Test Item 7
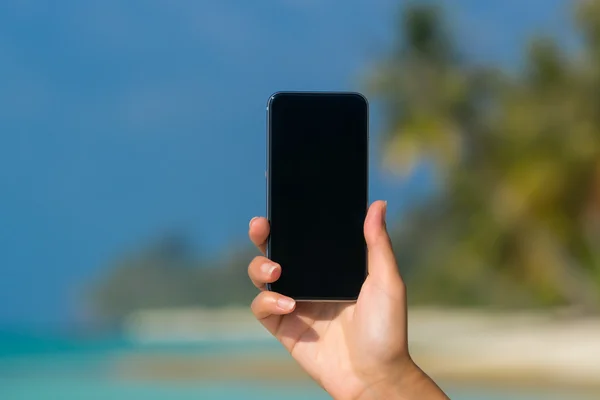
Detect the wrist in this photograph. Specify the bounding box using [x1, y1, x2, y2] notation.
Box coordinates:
[354, 360, 449, 400]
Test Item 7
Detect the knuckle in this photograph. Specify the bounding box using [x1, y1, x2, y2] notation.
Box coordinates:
[250, 292, 264, 310]
[251, 292, 273, 315]
[249, 256, 265, 270]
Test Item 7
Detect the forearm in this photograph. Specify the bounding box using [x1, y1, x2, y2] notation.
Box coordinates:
[355, 363, 450, 400]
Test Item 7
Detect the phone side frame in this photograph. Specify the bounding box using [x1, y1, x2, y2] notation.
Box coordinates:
[264, 91, 370, 301]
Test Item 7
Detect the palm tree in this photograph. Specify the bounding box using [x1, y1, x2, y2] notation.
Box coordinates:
[371, 2, 600, 310]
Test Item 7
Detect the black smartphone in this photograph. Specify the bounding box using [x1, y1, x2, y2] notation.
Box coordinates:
[266, 92, 369, 301]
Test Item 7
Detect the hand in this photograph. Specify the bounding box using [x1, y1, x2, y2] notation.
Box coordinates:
[247, 200, 449, 400]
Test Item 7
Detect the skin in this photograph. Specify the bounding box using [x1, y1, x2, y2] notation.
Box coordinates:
[247, 200, 450, 400]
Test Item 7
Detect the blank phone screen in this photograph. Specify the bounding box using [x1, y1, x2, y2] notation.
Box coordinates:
[266, 92, 368, 300]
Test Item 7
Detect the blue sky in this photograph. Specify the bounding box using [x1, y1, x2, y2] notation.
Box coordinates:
[0, 0, 572, 327]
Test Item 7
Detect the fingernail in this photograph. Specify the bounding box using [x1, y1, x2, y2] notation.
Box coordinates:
[277, 296, 295, 311]
[261, 263, 278, 275]
[382, 201, 388, 221]
[249, 217, 258, 228]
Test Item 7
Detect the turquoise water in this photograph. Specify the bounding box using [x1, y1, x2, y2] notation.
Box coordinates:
[0, 333, 595, 400]
[2, 379, 329, 400]
[1, 375, 595, 400]
[1, 378, 594, 400]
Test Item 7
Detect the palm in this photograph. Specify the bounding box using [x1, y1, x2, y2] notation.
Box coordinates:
[268, 302, 354, 379]
[259, 275, 407, 399]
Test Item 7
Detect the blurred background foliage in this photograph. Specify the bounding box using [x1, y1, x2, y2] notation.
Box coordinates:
[379, 1, 600, 310]
[91, 236, 259, 323]
[91, 0, 600, 323]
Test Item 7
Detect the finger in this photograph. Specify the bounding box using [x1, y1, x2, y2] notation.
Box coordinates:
[248, 256, 282, 290]
[364, 200, 402, 283]
[249, 217, 270, 255]
[251, 291, 296, 320]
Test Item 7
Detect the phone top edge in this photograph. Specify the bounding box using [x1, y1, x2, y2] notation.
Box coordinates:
[267, 91, 369, 107]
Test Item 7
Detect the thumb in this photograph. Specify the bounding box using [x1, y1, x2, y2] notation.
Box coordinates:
[364, 200, 401, 283]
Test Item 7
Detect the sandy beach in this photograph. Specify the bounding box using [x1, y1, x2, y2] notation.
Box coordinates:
[116, 307, 600, 392]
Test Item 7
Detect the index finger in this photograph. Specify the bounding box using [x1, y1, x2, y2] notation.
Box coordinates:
[248, 217, 270, 255]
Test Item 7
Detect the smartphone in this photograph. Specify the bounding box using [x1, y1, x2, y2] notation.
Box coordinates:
[266, 92, 369, 301]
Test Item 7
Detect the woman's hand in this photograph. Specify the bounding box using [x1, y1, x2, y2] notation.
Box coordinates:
[247, 200, 449, 400]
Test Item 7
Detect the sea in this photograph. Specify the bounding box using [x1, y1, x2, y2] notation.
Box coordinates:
[0, 331, 595, 400]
